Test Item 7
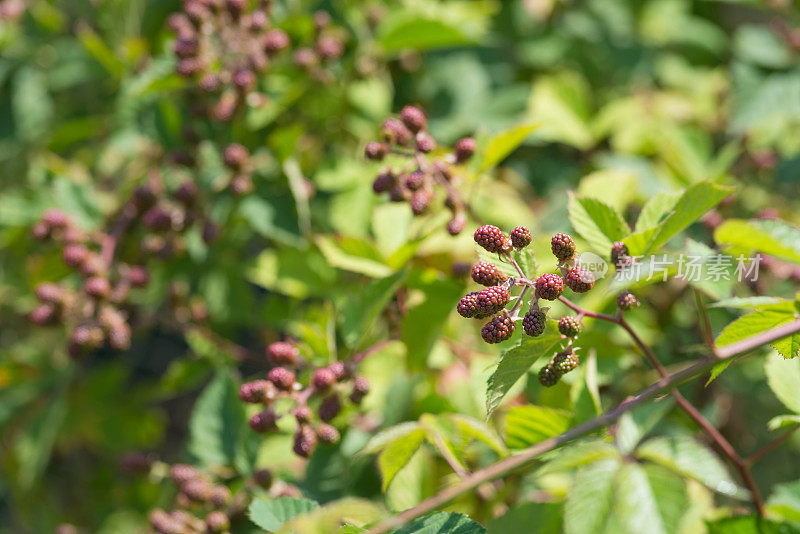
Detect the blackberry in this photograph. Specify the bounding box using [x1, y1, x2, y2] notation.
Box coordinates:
[318, 394, 342, 422]
[454, 137, 476, 163]
[264, 29, 290, 52]
[267, 367, 296, 390]
[312, 367, 336, 391]
[125, 265, 149, 287]
[617, 291, 640, 311]
[522, 309, 546, 337]
[209, 486, 231, 508]
[535, 273, 564, 301]
[404, 171, 426, 191]
[538, 365, 559, 387]
[481, 314, 515, 344]
[551, 349, 579, 375]
[558, 316, 583, 337]
[174, 180, 197, 205]
[365, 142, 387, 161]
[84, 276, 111, 299]
[474, 225, 511, 254]
[35, 282, 63, 304]
[293, 47, 317, 68]
[42, 209, 71, 229]
[316, 36, 344, 60]
[170, 464, 201, 485]
[293, 425, 318, 458]
[253, 468, 273, 489]
[471, 262, 507, 286]
[62, 244, 89, 267]
[388, 185, 408, 202]
[382, 118, 413, 146]
[564, 266, 595, 293]
[143, 206, 172, 231]
[551, 233, 576, 262]
[476, 286, 510, 316]
[447, 213, 467, 236]
[232, 68, 255, 89]
[205, 511, 230, 533]
[610, 241, 629, 266]
[267, 341, 299, 366]
[223, 143, 249, 170]
[399, 105, 427, 133]
[249, 409, 278, 433]
[510, 226, 532, 249]
[29, 304, 56, 325]
[415, 131, 436, 153]
[410, 190, 432, 215]
[350, 375, 370, 404]
[181, 478, 211, 502]
[316, 423, 341, 444]
[294, 406, 313, 423]
[372, 172, 396, 193]
[328, 361, 350, 381]
[239, 380, 269, 403]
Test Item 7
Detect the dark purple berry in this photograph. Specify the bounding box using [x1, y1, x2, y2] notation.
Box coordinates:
[552, 349, 579, 375]
[471, 262, 507, 286]
[457, 292, 480, 318]
[476, 286, 510, 316]
[611, 241, 629, 266]
[223, 143, 249, 170]
[293, 424, 318, 458]
[558, 316, 583, 337]
[538, 365, 559, 387]
[535, 273, 564, 300]
[481, 314, 515, 344]
[318, 394, 341, 422]
[365, 142, 388, 160]
[454, 137, 476, 163]
[564, 266, 595, 293]
[249, 409, 278, 433]
[474, 225, 511, 254]
[523, 309, 546, 337]
[551, 233, 576, 262]
[415, 131, 436, 153]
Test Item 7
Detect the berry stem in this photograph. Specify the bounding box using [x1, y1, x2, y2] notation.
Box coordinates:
[745, 423, 800, 466]
[508, 286, 530, 320]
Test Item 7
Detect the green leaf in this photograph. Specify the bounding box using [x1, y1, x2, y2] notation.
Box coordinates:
[362, 422, 426, 492]
[567, 192, 630, 254]
[15, 393, 67, 489]
[278, 498, 385, 533]
[635, 191, 681, 232]
[765, 351, 800, 414]
[188, 372, 251, 469]
[768, 415, 800, 431]
[537, 440, 620, 476]
[624, 181, 733, 255]
[485, 323, 562, 416]
[564, 458, 620, 534]
[613, 463, 670, 534]
[447, 414, 509, 457]
[716, 302, 800, 359]
[706, 516, 800, 534]
[614, 400, 674, 455]
[715, 219, 800, 266]
[571, 353, 601, 424]
[480, 122, 538, 172]
[706, 359, 734, 386]
[642, 464, 689, 534]
[340, 267, 409, 349]
[402, 278, 465, 371]
[710, 297, 784, 309]
[394, 512, 486, 534]
[248, 497, 319, 532]
[379, 19, 478, 52]
[635, 436, 747, 499]
[503, 405, 571, 449]
[527, 72, 594, 150]
[487, 502, 561, 534]
[767, 479, 800, 525]
[316, 236, 394, 278]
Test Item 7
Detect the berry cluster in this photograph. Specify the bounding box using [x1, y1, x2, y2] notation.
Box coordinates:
[365, 105, 477, 235]
[609, 242, 642, 312]
[239, 341, 370, 458]
[538, 348, 580, 387]
[290, 11, 347, 83]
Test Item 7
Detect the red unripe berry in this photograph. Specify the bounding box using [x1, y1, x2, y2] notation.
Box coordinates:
[312, 367, 336, 391]
[266, 341, 299, 366]
[399, 105, 427, 133]
[551, 233, 576, 262]
[471, 262, 507, 286]
[239, 380, 269, 403]
[535, 273, 564, 300]
[558, 316, 583, 337]
[564, 266, 595, 293]
[249, 409, 278, 433]
[510, 226, 532, 249]
[267, 367, 295, 390]
[316, 423, 340, 444]
[617, 290, 640, 311]
[62, 244, 89, 267]
[264, 29, 290, 53]
[476, 286, 510, 316]
[294, 406, 313, 423]
[84, 276, 111, 299]
[318, 394, 341, 421]
[481, 314, 515, 344]
[457, 291, 480, 318]
[35, 282, 63, 304]
[474, 225, 511, 254]
[415, 131, 436, 153]
[223, 143, 249, 170]
[293, 424, 318, 458]
[454, 137, 476, 163]
[365, 142, 388, 161]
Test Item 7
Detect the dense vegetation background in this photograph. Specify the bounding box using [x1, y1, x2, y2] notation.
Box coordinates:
[2, 0, 800, 532]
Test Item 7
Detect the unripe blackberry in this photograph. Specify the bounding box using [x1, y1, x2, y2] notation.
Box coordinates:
[399, 105, 427, 133]
[126, 265, 149, 287]
[535, 273, 564, 301]
[404, 171, 426, 191]
[62, 244, 89, 267]
[264, 29, 290, 53]
[617, 291, 640, 311]
[266, 341, 299, 366]
[457, 291, 480, 318]
[205, 511, 230, 533]
[84, 276, 111, 299]
[182, 478, 211, 502]
[474, 225, 511, 254]
[381, 118, 413, 146]
[318, 394, 341, 422]
[173, 37, 199, 58]
[476, 286, 510, 316]
[481, 314, 515, 344]
[312, 367, 336, 391]
[35, 282, 63, 304]
[170, 463, 201, 485]
[230, 174, 253, 195]
[471, 262, 507, 286]
[564, 266, 595, 293]
[551, 349, 579, 375]
[42, 208, 71, 229]
[232, 68, 256, 89]
[29, 303, 57, 325]
[108, 323, 132, 351]
[447, 213, 467, 236]
[176, 57, 201, 77]
[293, 424, 318, 458]
[611, 241, 629, 266]
[410, 190, 432, 216]
[294, 405, 313, 423]
[328, 361, 350, 381]
[249, 409, 278, 433]
[174, 180, 198, 205]
[209, 485, 231, 508]
[149, 510, 180, 534]
[415, 131, 436, 153]
[372, 172, 395, 194]
[80, 254, 106, 277]
[454, 137, 476, 163]
[267, 367, 295, 390]
[365, 142, 388, 161]
[253, 468, 273, 489]
[203, 221, 220, 244]
[316, 36, 344, 60]
[550, 233, 576, 262]
[538, 365, 559, 387]
[293, 47, 317, 68]
[199, 72, 221, 92]
[316, 423, 340, 444]
[558, 316, 583, 337]
[510, 226, 532, 249]
[522, 309, 546, 337]
[32, 221, 50, 240]
[239, 380, 270, 403]
[388, 185, 408, 202]
[350, 375, 370, 404]
[133, 185, 157, 212]
[143, 206, 172, 231]
[223, 143, 249, 170]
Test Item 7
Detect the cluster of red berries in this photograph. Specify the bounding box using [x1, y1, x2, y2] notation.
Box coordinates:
[289, 11, 347, 83]
[365, 105, 477, 235]
[609, 241, 642, 311]
[168, 0, 290, 120]
[29, 209, 148, 358]
[239, 341, 370, 458]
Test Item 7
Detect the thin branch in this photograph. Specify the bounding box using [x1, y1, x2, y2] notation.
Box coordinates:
[746, 423, 800, 466]
[694, 289, 717, 355]
[366, 318, 800, 534]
